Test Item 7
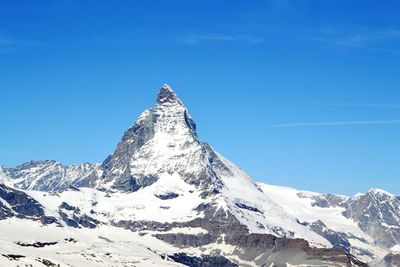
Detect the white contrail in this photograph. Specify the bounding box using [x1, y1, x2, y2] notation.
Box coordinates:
[309, 103, 400, 108]
[271, 120, 400, 127]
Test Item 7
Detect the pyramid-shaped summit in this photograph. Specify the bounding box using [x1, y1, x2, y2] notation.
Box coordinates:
[95, 84, 212, 192]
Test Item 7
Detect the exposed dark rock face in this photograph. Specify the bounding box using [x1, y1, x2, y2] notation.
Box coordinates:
[0, 200, 13, 219]
[181, 144, 225, 191]
[342, 190, 400, 248]
[2, 254, 25, 261]
[58, 202, 99, 228]
[40, 216, 60, 226]
[72, 213, 99, 228]
[383, 253, 400, 266]
[59, 211, 79, 228]
[308, 193, 348, 208]
[234, 202, 263, 214]
[114, 205, 366, 266]
[0, 183, 44, 218]
[68, 185, 80, 191]
[169, 253, 238, 267]
[156, 233, 215, 248]
[60, 202, 77, 211]
[35, 258, 58, 267]
[155, 192, 180, 200]
[100, 112, 158, 191]
[64, 237, 77, 243]
[15, 241, 58, 248]
[184, 110, 197, 133]
[157, 84, 183, 105]
[309, 220, 351, 252]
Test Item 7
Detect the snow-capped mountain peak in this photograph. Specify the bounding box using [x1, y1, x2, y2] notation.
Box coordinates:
[97, 85, 202, 191]
[152, 84, 198, 140]
[1, 84, 399, 266]
[368, 188, 394, 197]
[157, 83, 183, 105]
[87, 85, 334, 248]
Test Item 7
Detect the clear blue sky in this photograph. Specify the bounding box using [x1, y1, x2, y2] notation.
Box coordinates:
[1, 0, 400, 196]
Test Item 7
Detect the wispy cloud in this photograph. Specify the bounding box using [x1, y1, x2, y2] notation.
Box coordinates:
[308, 102, 400, 109]
[296, 26, 400, 54]
[0, 37, 43, 46]
[178, 34, 263, 45]
[0, 36, 44, 53]
[90, 32, 263, 47]
[271, 120, 400, 128]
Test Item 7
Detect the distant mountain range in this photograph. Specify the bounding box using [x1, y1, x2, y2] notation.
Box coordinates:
[1, 85, 399, 266]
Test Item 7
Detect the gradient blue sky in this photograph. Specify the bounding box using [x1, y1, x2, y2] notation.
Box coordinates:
[1, 0, 400, 196]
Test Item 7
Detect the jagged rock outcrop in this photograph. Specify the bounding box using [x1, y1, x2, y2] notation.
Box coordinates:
[168, 253, 238, 267]
[0, 183, 59, 225]
[342, 189, 400, 248]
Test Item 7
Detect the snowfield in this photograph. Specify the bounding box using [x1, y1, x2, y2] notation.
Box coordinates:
[0, 218, 183, 267]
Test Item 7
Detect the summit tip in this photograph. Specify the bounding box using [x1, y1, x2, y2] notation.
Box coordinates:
[157, 83, 182, 105]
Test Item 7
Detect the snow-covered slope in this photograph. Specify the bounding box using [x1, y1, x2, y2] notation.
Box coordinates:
[0, 167, 12, 186]
[5, 185, 361, 267]
[1, 84, 398, 266]
[258, 183, 390, 263]
[4, 161, 100, 191]
[0, 218, 184, 267]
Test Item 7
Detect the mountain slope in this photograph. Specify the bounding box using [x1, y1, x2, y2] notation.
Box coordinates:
[3, 161, 100, 192]
[258, 183, 391, 263]
[86, 84, 332, 246]
[1, 84, 398, 266]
